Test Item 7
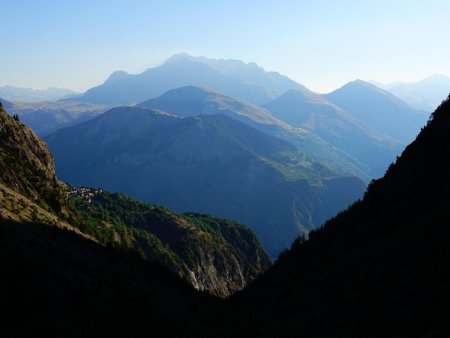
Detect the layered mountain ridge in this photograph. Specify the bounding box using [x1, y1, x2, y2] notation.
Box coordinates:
[140, 85, 372, 180]
[265, 88, 402, 177]
[8, 100, 111, 136]
[379, 74, 450, 111]
[45, 106, 365, 257]
[0, 85, 79, 103]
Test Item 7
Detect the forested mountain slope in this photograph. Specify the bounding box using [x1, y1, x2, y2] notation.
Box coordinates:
[220, 94, 450, 337]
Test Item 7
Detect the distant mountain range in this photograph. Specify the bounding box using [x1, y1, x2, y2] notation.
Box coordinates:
[5, 100, 111, 136]
[0, 85, 79, 102]
[139, 85, 370, 180]
[265, 88, 401, 177]
[370, 74, 450, 112]
[324, 79, 429, 144]
[2, 55, 434, 186]
[45, 106, 365, 257]
[71, 56, 431, 176]
[167, 53, 308, 95]
[76, 53, 304, 105]
[11, 75, 428, 182]
[4, 54, 436, 187]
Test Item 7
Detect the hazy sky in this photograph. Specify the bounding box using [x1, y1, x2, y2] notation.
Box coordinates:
[2, 0, 450, 93]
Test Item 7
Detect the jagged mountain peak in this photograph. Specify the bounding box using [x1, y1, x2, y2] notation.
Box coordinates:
[164, 53, 264, 70]
[77, 54, 306, 105]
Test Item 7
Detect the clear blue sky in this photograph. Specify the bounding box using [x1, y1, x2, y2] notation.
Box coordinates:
[2, 0, 449, 93]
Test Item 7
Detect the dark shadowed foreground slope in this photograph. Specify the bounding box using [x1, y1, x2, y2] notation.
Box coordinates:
[220, 94, 450, 337]
[0, 218, 212, 338]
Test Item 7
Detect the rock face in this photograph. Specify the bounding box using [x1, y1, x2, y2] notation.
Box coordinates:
[74, 191, 271, 296]
[0, 108, 71, 218]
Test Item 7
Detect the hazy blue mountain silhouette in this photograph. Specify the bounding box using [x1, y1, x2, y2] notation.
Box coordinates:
[387, 74, 450, 111]
[45, 106, 364, 257]
[76, 54, 304, 105]
[166, 53, 308, 95]
[140, 85, 373, 180]
[265, 89, 402, 178]
[7, 101, 111, 136]
[0, 85, 79, 102]
[369, 80, 404, 90]
[139, 85, 286, 128]
[324, 80, 428, 144]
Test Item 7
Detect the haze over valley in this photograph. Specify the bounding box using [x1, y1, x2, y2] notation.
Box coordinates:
[2, 1, 450, 337]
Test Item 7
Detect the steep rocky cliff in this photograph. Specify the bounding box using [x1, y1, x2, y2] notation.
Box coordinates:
[0, 108, 72, 219]
[74, 191, 270, 296]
